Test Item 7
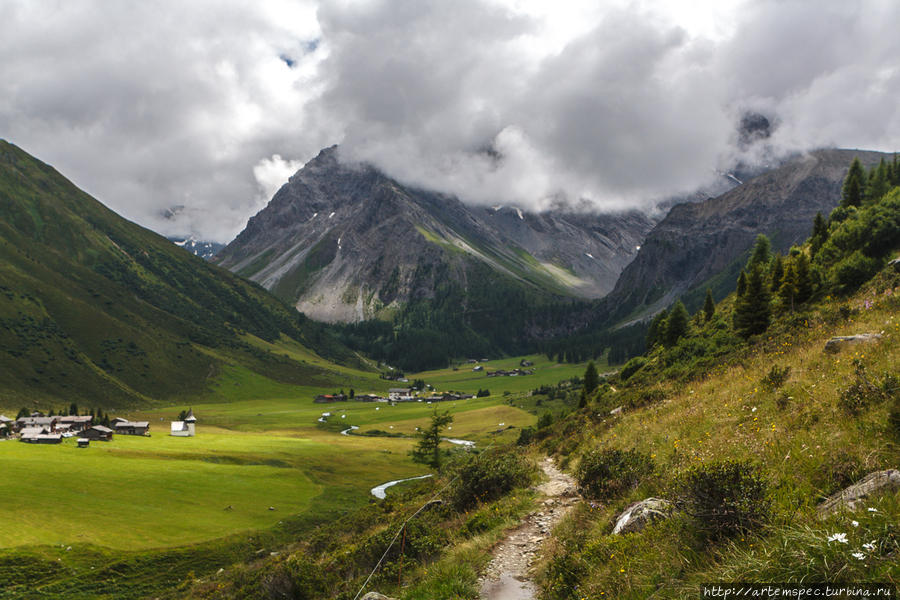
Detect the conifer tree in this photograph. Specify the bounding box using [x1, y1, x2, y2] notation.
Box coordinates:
[778, 262, 798, 312]
[736, 270, 748, 297]
[583, 361, 599, 396]
[794, 253, 812, 304]
[748, 234, 772, 268]
[664, 301, 690, 347]
[703, 288, 716, 322]
[770, 254, 784, 292]
[841, 157, 865, 207]
[810, 212, 828, 257]
[410, 410, 453, 469]
[866, 159, 890, 204]
[733, 264, 772, 338]
[646, 309, 668, 349]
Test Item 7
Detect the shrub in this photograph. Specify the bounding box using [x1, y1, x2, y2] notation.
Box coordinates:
[575, 448, 654, 501]
[447, 450, 533, 510]
[516, 427, 535, 446]
[537, 411, 554, 429]
[620, 356, 647, 381]
[838, 361, 893, 416]
[760, 365, 791, 391]
[676, 460, 770, 538]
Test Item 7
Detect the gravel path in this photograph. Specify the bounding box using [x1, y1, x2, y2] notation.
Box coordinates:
[478, 457, 579, 600]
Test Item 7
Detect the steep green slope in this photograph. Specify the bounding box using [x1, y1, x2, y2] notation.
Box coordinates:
[0, 140, 362, 408]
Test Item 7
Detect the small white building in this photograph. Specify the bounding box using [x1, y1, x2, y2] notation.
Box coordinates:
[170, 409, 196, 437]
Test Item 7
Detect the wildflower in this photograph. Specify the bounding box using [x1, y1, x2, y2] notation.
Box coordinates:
[867, 507, 878, 513]
[827, 533, 848, 544]
[852, 552, 866, 560]
[863, 541, 876, 552]
[851, 520, 859, 528]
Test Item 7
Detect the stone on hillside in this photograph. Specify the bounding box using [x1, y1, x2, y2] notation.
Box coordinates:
[817, 469, 900, 517]
[889, 257, 900, 273]
[361, 593, 397, 600]
[824, 333, 882, 353]
[612, 498, 673, 535]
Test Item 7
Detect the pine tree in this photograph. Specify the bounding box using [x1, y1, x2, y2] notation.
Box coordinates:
[778, 262, 798, 312]
[865, 159, 890, 204]
[664, 301, 690, 347]
[583, 361, 599, 396]
[795, 252, 813, 303]
[646, 309, 668, 348]
[810, 212, 828, 257]
[410, 410, 453, 469]
[748, 234, 772, 268]
[841, 157, 865, 207]
[733, 264, 772, 338]
[703, 288, 716, 322]
[770, 254, 785, 292]
[736, 270, 748, 297]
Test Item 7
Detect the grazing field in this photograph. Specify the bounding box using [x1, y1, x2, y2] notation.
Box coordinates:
[410, 354, 597, 396]
[0, 389, 540, 551]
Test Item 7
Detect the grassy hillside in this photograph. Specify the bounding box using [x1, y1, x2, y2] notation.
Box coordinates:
[0, 140, 363, 409]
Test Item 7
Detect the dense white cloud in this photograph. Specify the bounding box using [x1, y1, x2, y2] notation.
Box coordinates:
[1, 0, 899, 242]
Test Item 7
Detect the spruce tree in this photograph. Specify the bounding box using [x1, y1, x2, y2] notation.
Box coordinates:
[841, 157, 865, 207]
[664, 301, 690, 347]
[703, 288, 716, 322]
[865, 159, 890, 203]
[748, 234, 772, 269]
[778, 262, 798, 312]
[410, 410, 453, 469]
[770, 254, 784, 292]
[646, 309, 668, 349]
[583, 361, 599, 395]
[733, 264, 772, 338]
[795, 252, 813, 304]
[810, 212, 828, 257]
[736, 270, 748, 297]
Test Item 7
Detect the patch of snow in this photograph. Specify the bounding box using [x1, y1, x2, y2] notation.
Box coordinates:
[585, 252, 594, 259]
[515, 208, 524, 220]
[328, 211, 336, 218]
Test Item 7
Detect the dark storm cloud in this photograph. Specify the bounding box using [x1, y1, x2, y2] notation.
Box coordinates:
[1, 0, 898, 242]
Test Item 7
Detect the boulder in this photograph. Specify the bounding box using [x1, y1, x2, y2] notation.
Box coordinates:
[817, 469, 900, 517]
[824, 333, 882, 353]
[612, 498, 673, 535]
[361, 593, 398, 600]
[889, 257, 900, 273]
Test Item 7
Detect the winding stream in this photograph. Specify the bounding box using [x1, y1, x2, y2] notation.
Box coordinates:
[370, 474, 433, 499]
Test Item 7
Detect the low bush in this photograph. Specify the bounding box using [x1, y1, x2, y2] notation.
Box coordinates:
[447, 450, 533, 510]
[838, 361, 896, 415]
[676, 460, 770, 538]
[619, 356, 647, 381]
[760, 364, 791, 391]
[575, 448, 654, 501]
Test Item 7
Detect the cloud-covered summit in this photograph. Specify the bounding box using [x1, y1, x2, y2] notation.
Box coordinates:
[1, 0, 899, 242]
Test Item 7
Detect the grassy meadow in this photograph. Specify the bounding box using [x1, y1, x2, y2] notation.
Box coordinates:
[0, 351, 587, 552]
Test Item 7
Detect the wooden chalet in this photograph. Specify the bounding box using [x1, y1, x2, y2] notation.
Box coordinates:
[82, 425, 114, 441]
[114, 421, 150, 436]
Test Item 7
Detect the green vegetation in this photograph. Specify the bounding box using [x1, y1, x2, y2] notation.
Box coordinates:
[0, 140, 362, 409]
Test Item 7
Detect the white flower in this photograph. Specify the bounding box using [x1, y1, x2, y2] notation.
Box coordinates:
[867, 507, 878, 512]
[827, 533, 849, 544]
[851, 520, 859, 527]
[863, 541, 877, 552]
[852, 552, 865, 560]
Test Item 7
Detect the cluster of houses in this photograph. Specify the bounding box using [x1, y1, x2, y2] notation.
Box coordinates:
[0, 409, 196, 445]
[314, 388, 475, 404]
[485, 368, 534, 377]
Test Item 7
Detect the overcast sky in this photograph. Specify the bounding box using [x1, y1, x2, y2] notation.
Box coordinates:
[2, 0, 899, 243]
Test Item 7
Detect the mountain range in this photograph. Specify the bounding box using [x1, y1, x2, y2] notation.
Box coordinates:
[0, 140, 359, 408]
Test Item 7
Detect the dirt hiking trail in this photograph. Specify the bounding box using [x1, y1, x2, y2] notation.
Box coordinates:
[478, 457, 579, 600]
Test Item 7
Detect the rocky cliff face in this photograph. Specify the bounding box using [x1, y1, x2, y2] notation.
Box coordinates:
[603, 148, 891, 322]
[216, 146, 656, 322]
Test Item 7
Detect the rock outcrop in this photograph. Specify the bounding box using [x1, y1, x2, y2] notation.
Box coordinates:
[817, 469, 900, 517]
[824, 333, 883, 353]
[612, 498, 673, 535]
